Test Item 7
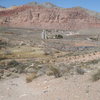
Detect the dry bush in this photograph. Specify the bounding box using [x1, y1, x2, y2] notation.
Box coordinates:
[48, 66, 61, 78]
[89, 37, 98, 41]
[55, 34, 63, 39]
[8, 60, 20, 67]
[0, 56, 7, 61]
[0, 39, 8, 48]
[92, 69, 100, 82]
[44, 49, 52, 56]
[75, 66, 85, 75]
[7, 60, 26, 73]
[26, 72, 37, 83]
[46, 70, 54, 76]
[4, 32, 15, 34]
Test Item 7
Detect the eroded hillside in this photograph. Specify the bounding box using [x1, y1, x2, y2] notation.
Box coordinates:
[0, 3, 100, 30]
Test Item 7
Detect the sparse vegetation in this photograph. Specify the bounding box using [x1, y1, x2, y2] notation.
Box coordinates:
[92, 69, 100, 82]
[26, 72, 37, 83]
[85, 59, 99, 65]
[46, 70, 54, 76]
[7, 60, 20, 67]
[4, 32, 15, 34]
[75, 67, 85, 75]
[0, 27, 100, 83]
[1, 6, 100, 99]
[55, 34, 63, 39]
[0, 57, 7, 61]
[7, 60, 26, 73]
[48, 66, 61, 78]
[44, 51, 51, 55]
[0, 39, 8, 48]
[89, 37, 98, 41]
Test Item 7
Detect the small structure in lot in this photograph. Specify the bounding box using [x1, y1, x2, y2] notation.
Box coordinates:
[41, 29, 64, 39]
[41, 29, 79, 39]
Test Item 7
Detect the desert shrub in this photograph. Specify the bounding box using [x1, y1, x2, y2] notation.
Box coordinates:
[46, 70, 54, 76]
[7, 60, 26, 73]
[75, 67, 85, 75]
[79, 64, 90, 68]
[0, 57, 7, 61]
[55, 34, 63, 39]
[0, 39, 7, 48]
[4, 32, 15, 34]
[44, 51, 50, 55]
[90, 37, 98, 41]
[8, 60, 20, 67]
[92, 69, 100, 82]
[49, 66, 61, 78]
[44, 49, 52, 56]
[26, 72, 37, 83]
[0, 40, 7, 45]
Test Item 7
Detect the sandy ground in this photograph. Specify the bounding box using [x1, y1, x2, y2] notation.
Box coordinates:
[0, 73, 100, 100]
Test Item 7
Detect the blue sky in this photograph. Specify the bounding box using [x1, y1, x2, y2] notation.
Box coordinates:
[0, 0, 100, 12]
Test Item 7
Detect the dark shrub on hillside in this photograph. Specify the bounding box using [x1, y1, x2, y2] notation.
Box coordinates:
[0, 39, 8, 48]
[8, 60, 20, 67]
[49, 66, 61, 78]
[55, 34, 63, 39]
[92, 69, 100, 82]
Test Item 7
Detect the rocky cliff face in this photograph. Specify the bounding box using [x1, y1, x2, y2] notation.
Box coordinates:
[0, 3, 100, 30]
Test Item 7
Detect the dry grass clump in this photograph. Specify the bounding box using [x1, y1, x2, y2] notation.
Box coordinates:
[8, 60, 20, 67]
[89, 37, 98, 41]
[55, 34, 63, 39]
[0, 39, 8, 48]
[47, 66, 61, 78]
[75, 66, 85, 75]
[92, 69, 100, 82]
[0, 56, 7, 60]
[26, 72, 37, 83]
[44, 49, 52, 56]
[7, 60, 26, 73]
[46, 70, 54, 76]
[4, 32, 15, 34]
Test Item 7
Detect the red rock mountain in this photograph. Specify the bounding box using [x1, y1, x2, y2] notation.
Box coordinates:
[0, 3, 100, 30]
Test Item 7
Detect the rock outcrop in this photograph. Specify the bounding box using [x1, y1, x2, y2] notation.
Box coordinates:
[0, 3, 100, 30]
